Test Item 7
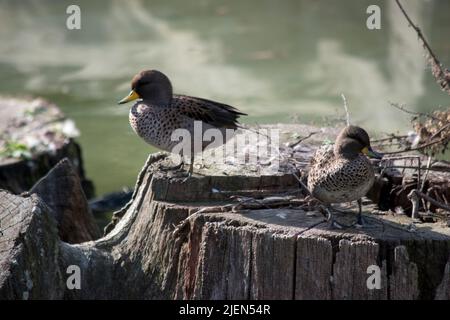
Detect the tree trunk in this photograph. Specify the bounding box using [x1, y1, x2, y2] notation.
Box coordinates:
[1, 124, 450, 300]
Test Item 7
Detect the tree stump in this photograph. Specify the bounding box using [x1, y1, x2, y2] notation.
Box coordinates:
[1, 124, 450, 300]
[0, 97, 94, 198]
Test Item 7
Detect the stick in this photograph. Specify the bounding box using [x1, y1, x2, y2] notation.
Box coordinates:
[382, 135, 449, 155]
[389, 102, 440, 121]
[395, 0, 439, 66]
[420, 156, 432, 192]
[291, 171, 312, 196]
[384, 165, 450, 173]
[372, 134, 408, 143]
[395, 0, 450, 94]
[429, 123, 450, 141]
[341, 94, 350, 126]
[408, 189, 450, 214]
[172, 205, 232, 237]
[288, 131, 319, 148]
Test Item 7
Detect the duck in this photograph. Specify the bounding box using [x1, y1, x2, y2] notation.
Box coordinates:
[307, 125, 382, 228]
[118, 70, 246, 176]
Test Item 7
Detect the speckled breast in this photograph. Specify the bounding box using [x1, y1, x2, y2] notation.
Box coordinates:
[128, 103, 227, 154]
[309, 155, 375, 204]
[128, 103, 180, 152]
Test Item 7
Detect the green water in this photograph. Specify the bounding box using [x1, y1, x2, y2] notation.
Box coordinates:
[0, 0, 449, 195]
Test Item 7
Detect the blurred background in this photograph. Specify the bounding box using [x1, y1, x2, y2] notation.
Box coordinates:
[0, 0, 449, 195]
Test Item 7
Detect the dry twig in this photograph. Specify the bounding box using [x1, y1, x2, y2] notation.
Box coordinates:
[341, 93, 350, 126]
[395, 0, 450, 95]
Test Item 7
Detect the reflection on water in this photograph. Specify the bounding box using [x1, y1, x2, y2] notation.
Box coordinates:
[0, 0, 449, 194]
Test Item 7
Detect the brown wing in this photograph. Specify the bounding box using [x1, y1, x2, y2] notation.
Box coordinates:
[172, 94, 247, 129]
[309, 145, 334, 168]
[307, 145, 335, 186]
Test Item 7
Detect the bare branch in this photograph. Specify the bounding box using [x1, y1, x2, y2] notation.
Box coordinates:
[382, 135, 449, 155]
[395, 0, 450, 95]
[420, 156, 432, 192]
[408, 189, 450, 214]
[287, 131, 319, 148]
[389, 102, 440, 121]
[372, 134, 408, 143]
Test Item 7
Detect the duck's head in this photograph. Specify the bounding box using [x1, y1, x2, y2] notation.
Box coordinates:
[334, 125, 383, 159]
[118, 70, 173, 105]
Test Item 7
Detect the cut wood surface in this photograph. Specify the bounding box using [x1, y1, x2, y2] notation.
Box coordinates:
[1, 124, 450, 300]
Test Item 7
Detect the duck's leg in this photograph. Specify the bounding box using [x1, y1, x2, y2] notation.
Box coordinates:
[181, 155, 194, 183]
[322, 204, 359, 229]
[356, 198, 364, 226]
[354, 198, 376, 228]
[188, 157, 194, 175]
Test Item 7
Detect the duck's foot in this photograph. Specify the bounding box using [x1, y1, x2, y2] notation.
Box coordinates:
[195, 162, 207, 170]
[180, 162, 194, 183]
[181, 172, 192, 183]
[354, 214, 365, 228]
[353, 199, 374, 229]
[328, 217, 344, 229]
[160, 161, 184, 172]
[168, 170, 193, 183]
[328, 218, 355, 229]
[353, 214, 377, 229]
[353, 199, 377, 229]
[323, 206, 352, 229]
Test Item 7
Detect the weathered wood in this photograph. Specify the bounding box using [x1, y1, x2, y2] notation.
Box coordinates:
[435, 258, 450, 299]
[0, 191, 64, 299]
[389, 246, 419, 300]
[29, 158, 100, 243]
[295, 236, 333, 299]
[1, 124, 450, 300]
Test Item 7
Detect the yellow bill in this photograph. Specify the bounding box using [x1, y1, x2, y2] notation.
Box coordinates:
[361, 147, 369, 155]
[118, 90, 140, 104]
[362, 146, 383, 159]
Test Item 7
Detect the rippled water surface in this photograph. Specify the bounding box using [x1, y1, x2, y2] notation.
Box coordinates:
[1, 0, 449, 194]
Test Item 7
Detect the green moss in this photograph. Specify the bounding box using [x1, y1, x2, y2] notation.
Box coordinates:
[23, 107, 46, 118]
[0, 140, 32, 160]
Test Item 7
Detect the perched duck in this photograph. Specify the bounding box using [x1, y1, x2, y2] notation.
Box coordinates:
[307, 125, 382, 228]
[118, 70, 246, 175]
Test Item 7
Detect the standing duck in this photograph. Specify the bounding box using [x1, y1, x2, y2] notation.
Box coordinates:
[307, 125, 383, 228]
[118, 70, 246, 175]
